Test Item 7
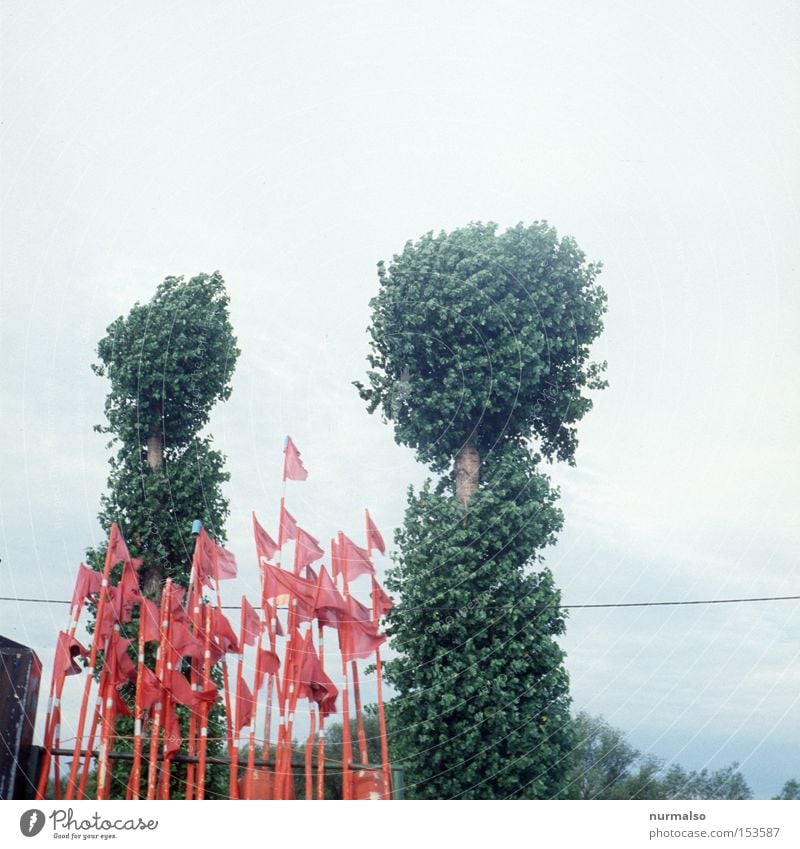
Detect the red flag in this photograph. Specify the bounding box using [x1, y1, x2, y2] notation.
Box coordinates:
[139, 598, 162, 643]
[372, 578, 394, 618]
[296, 633, 338, 717]
[263, 599, 285, 637]
[70, 563, 102, 612]
[295, 527, 324, 572]
[342, 618, 386, 661]
[366, 510, 386, 555]
[252, 512, 278, 562]
[255, 646, 281, 691]
[262, 562, 316, 608]
[106, 522, 131, 567]
[280, 505, 298, 543]
[236, 677, 256, 730]
[114, 559, 143, 623]
[241, 597, 263, 647]
[112, 637, 136, 683]
[168, 619, 206, 662]
[96, 586, 120, 642]
[138, 666, 162, 711]
[313, 566, 348, 628]
[54, 631, 88, 677]
[164, 704, 182, 755]
[194, 527, 237, 588]
[209, 606, 239, 655]
[341, 599, 386, 661]
[348, 595, 373, 625]
[105, 680, 132, 717]
[335, 534, 374, 582]
[166, 669, 218, 709]
[283, 436, 308, 481]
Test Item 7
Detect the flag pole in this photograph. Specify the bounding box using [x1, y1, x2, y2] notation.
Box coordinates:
[316, 620, 326, 800]
[336, 533, 354, 800]
[128, 609, 147, 799]
[194, 603, 213, 800]
[366, 509, 392, 798]
[146, 580, 170, 800]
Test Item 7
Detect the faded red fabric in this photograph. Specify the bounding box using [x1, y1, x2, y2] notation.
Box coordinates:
[252, 512, 278, 561]
[70, 563, 102, 612]
[283, 436, 308, 481]
[366, 510, 386, 555]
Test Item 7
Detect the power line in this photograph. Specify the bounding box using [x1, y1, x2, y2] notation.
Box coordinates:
[1, 594, 798, 610]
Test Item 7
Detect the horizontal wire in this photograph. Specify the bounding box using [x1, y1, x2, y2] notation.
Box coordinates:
[1, 594, 798, 610]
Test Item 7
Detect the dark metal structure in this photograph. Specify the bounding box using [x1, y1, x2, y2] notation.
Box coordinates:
[0, 635, 41, 799]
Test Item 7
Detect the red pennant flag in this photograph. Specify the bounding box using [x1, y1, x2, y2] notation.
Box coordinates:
[138, 666, 162, 711]
[366, 510, 386, 555]
[295, 527, 324, 572]
[114, 559, 143, 623]
[168, 619, 206, 663]
[334, 534, 374, 582]
[139, 598, 162, 643]
[252, 512, 278, 562]
[209, 606, 239, 655]
[54, 631, 88, 678]
[255, 646, 281, 691]
[236, 677, 256, 731]
[241, 597, 263, 647]
[348, 595, 373, 625]
[372, 578, 394, 619]
[105, 680, 132, 717]
[296, 633, 338, 717]
[283, 436, 308, 481]
[280, 505, 298, 543]
[313, 566, 348, 629]
[341, 616, 386, 661]
[261, 563, 316, 623]
[112, 637, 136, 683]
[106, 522, 131, 567]
[70, 563, 102, 612]
[164, 704, 182, 755]
[195, 527, 238, 588]
[166, 669, 218, 709]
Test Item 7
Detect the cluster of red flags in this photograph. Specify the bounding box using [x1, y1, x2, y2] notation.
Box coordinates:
[37, 436, 394, 801]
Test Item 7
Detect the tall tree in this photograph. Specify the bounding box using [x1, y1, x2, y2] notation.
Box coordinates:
[88, 271, 239, 798]
[358, 222, 607, 798]
[90, 271, 239, 592]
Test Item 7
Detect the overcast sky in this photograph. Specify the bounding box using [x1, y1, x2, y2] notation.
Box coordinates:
[1, 1, 798, 798]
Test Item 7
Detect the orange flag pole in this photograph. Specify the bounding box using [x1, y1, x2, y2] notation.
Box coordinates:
[304, 707, 317, 800]
[336, 533, 354, 800]
[96, 625, 121, 799]
[316, 620, 327, 800]
[146, 580, 170, 800]
[128, 604, 149, 800]
[194, 603, 213, 800]
[366, 510, 392, 797]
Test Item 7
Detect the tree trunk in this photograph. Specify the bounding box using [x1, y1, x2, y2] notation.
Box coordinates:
[146, 429, 163, 471]
[453, 441, 480, 508]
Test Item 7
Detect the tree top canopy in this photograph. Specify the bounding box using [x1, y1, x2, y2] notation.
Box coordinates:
[356, 221, 608, 472]
[93, 272, 240, 455]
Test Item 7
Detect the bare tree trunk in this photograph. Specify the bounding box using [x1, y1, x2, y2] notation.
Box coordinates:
[146, 429, 163, 471]
[454, 440, 480, 508]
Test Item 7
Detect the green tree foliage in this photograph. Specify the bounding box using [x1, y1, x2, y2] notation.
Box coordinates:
[90, 271, 239, 590]
[773, 779, 800, 800]
[566, 712, 753, 800]
[358, 223, 606, 798]
[383, 447, 573, 799]
[88, 272, 239, 798]
[355, 221, 607, 472]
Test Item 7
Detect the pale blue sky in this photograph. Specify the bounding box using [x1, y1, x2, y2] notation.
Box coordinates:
[1, 0, 798, 798]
